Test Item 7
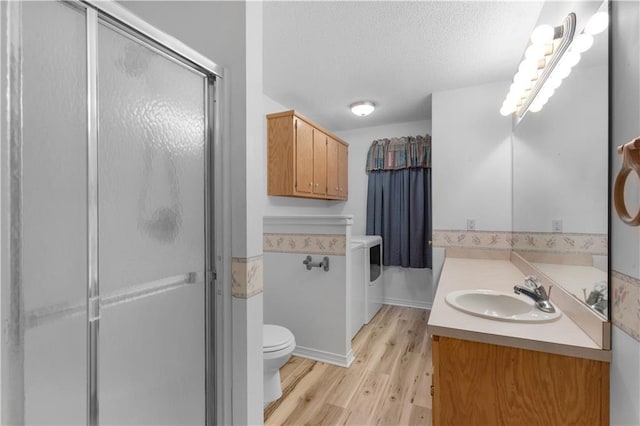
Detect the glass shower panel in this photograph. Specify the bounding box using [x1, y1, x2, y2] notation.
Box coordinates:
[21, 2, 88, 424]
[97, 22, 206, 425]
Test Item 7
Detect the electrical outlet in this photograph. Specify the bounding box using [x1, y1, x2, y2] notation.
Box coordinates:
[552, 219, 562, 233]
[467, 219, 476, 231]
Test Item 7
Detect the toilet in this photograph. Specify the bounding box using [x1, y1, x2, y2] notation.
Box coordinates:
[263, 324, 296, 405]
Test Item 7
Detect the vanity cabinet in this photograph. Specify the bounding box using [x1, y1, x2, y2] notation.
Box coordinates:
[267, 110, 348, 200]
[431, 335, 610, 426]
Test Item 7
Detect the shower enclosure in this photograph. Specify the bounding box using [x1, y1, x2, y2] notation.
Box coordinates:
[1, 1, 222, 424]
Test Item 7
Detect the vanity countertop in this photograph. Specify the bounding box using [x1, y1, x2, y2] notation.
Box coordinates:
[427, 257, 611, 362]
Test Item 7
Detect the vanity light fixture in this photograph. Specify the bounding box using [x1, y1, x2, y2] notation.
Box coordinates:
[500, 14, 575, 117]
[350, 101, 375, 117]
[500, 8, 609, 119]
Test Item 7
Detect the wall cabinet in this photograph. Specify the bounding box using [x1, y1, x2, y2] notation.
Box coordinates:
[431, 335, 610, 426]
[326, 137, 348, 199]
[267, 110, 348, 200]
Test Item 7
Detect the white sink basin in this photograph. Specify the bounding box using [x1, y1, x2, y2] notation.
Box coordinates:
[445, 289, 561, 322]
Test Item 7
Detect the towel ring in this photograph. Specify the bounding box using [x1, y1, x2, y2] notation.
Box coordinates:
[614, 138, 640, 226]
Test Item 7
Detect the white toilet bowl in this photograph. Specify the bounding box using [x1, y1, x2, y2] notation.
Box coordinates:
[263, 324, 296, 405]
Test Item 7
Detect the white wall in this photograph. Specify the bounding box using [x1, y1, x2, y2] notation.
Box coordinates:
[432, 80, 513, 232]
[611, 1, 640, 425]
[262, 216, 354, 366]
[611, 326, 640, 426]
[513, 64, 608, 234]
[264, 252, 351, 364]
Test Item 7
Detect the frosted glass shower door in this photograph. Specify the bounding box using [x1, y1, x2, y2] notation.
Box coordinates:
[10, 2, 89, 424]
[97, 22, 207, 425]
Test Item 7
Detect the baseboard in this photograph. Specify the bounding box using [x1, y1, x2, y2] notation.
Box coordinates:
[382, 297, 432, 310]
[293, 346, 354, 368]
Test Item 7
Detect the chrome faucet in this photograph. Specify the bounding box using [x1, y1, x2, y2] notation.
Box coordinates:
[583, 282, 608, 316]
[513, 276, 556, 313]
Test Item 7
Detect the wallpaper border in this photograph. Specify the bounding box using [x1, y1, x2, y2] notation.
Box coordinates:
[231, 255, 263, 299]
[264, 233, 347, 256]
[433, 230, 607, 255]
[612, 270, 640, 342]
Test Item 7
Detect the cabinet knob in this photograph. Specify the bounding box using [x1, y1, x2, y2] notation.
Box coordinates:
[315, 183, 319, 187]
[430, 385, 434, 397]
[309, 182, 312, 186]
[335, 187, 339, 190]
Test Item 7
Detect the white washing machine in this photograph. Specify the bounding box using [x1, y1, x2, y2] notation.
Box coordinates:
[350, 240, 365, 339]
[351, 235, 383, 323]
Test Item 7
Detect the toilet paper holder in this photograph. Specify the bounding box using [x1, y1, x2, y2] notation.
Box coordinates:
[302, 255, 330, 271]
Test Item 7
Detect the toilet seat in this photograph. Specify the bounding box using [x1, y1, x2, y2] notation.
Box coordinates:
[263, 324, 295, 353]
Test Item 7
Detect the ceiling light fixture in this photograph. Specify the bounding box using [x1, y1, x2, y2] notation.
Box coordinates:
[350, 101, 375, 117]
[501, 7, 609, 120]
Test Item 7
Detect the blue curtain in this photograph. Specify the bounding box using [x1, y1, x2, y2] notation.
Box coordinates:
[366, 168, 432, 268]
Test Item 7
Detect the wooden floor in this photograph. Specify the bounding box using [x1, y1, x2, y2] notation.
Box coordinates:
[264, 305, 433, 426]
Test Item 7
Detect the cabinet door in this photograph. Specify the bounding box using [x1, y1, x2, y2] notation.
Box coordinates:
[432, 336, 441, 426]
[338, 143, 349, 199]
[313, 130, 327, 196]
[434, 336, 608, 426]
[295, 118, 314, 194]
[326, 137, 339, 197]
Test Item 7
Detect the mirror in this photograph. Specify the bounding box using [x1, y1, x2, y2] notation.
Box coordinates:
[512, 1, 609, 319]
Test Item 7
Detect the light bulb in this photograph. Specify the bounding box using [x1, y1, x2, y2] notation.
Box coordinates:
[562, 51, 581, 68]
[572, 33, 594, 53]
[525, 44, 546, 60]
[500, 105, 515, 116]
[506, 92, 521, 104]
[510, 81, 529, 94]
[519, 58, 539, 74]
[545, 76, 562, 90]
[514, 71, 532, 86]
[535, 95, 549, 107]
[555, 63, 572, 80]
[529, 102, 543, 113]
[518, 60, 539, 80]
[534, 90, 549, 104]
[539, 87, 555, 100]
[531, 24, 555, 45]
[522, 69, 538, 81]
[585, 12, 609, 35]
[503, 97, 518, 109]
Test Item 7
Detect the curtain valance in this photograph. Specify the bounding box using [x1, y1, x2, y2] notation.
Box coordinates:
[365, 134, 431, 172]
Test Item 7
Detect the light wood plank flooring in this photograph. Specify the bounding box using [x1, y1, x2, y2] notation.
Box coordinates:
[264, 305, 432, 426]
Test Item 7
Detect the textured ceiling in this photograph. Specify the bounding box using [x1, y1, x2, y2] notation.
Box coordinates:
[263, 1, 546, 131]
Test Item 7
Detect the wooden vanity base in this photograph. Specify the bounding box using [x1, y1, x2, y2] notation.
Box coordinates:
[432, 336, 610, 426]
